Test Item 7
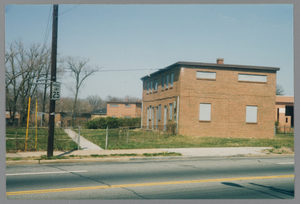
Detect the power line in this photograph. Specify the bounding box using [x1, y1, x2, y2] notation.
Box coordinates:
[43, 5, 53, 46]
[58, 5, 80, 16]
[56, 68, 160, 73]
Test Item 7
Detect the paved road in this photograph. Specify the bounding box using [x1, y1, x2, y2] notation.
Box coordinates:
[6, 156, 294, 199]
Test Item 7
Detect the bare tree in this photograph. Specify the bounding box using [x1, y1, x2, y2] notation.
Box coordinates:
[65, 57, 98, 125]
[276, 85, 284, 95]
[5, 41, 51, 126]
[86, 95, 106, 111]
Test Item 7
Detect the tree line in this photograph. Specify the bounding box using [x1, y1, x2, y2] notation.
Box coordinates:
[5, 40, 140, 127]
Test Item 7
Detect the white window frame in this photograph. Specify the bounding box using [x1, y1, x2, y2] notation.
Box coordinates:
[110, 104, 118, 107]
[199, 103, 211, 121]
[246, 105, 257, 123]
[196, 71, 216, 79]
[238, 74, 267, 83]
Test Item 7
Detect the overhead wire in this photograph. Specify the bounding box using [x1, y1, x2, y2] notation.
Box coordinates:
[43, 5, 53, 46]
[58, 5, 80, 16]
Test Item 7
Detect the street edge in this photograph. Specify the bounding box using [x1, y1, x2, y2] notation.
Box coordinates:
[6, 154, 294, 165]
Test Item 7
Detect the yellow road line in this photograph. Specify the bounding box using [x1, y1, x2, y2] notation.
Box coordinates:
[6, 175, 294, 196]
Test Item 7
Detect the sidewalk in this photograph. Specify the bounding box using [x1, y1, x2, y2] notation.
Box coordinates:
[63, 128, 102, 150]
[6, 147, 294, 165]
[6, 147, 275, 158]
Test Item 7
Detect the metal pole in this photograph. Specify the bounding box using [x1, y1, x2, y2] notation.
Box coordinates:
[15, 128, 18, 151]
[35, 99, 38, 149]
[78, 126, 81, 150]
[105, 127, 108, 150]
[47, 5, 58, 158]
[25, 97, 31, 151]
[127, 128, 129, 143]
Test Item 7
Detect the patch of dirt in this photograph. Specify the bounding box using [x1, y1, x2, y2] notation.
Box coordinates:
[262, 147, 294, 154]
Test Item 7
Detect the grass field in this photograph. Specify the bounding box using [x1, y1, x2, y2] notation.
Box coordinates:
[6, 127, 78, 152]
[74, 128, 294, 150]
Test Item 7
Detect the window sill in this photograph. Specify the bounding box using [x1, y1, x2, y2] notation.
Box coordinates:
[238, 81, 267, 84]
[199, 120, 211, 123]
[246, 122, 257, 124]
[196, 78, 216, 81]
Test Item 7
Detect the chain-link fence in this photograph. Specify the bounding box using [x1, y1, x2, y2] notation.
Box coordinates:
[73, 125, 177, 150]
[275, 126, 294, 134]
[6, 127, 78, 152]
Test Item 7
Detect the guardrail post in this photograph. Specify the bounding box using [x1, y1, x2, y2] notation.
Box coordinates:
[105, 127, 108, 150]
[78, 126, 81, 150]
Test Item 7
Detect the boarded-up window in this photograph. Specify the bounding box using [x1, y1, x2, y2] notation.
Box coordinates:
[166, 75, 169, 88]
[238, 74, 267, 82]
[158, 105, 161, 120]
[199, 103, 211, 121]
[154, 79, 158, 91]
[197, 71, 216, 79]
[170, 73, 174, 87]
[169, 103, 173, 120]
[147, 81, 149, 93]
[246, 106, 257, 123]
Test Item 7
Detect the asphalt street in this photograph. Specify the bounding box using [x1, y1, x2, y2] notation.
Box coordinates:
[6, 156, 294, 199]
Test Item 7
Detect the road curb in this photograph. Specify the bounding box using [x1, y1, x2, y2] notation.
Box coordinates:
[6, 153, 294, 165]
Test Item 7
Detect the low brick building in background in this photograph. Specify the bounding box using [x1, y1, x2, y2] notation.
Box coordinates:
[106, 100, 142, 118]
[275, 96, 294, 129]
[141, 59, 280, 138]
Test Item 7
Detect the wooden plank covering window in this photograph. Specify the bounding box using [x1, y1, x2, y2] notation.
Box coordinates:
[196, 71, 216, 79]
[238, 74, 267, 82]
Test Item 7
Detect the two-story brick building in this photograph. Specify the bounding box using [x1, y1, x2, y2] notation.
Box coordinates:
[107, 100, 142, 118]
[141, 59, 280, 138]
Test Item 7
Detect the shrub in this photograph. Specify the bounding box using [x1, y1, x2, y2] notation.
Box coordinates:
[84, 117, 141, 129]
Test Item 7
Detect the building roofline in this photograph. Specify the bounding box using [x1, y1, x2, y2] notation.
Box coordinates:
[107, 101, 142, 104]
[141, 61, 280, 80]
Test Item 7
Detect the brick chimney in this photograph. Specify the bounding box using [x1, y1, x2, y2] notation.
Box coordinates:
[217, 58, 224, 64]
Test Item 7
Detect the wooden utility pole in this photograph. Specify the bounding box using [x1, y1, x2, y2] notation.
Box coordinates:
[47, 5, 58, 157]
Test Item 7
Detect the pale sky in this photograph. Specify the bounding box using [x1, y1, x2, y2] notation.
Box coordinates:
[5, 4, 294, 99]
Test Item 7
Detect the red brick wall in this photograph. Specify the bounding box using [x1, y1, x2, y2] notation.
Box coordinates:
[142, 65, 277, 138]
[107, 103, 141, 118]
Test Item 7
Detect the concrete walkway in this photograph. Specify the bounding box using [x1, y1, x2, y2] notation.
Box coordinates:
[63, 128, 103, 150]
[159, 147, 273, 157]
[6, 147, 276, 158]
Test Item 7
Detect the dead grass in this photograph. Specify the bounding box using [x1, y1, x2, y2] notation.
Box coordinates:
[262, 147, 294, 154]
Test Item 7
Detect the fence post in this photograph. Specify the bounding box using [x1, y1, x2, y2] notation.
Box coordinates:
[127, 128, 129, 143]
[274, 126, 276, 138]
[78, 126, 81, 150]
[284, 125, 285, 135]
[143, 129, 145, 142]
[105, 126, 108, 150]
[15, 128, 18, 151]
